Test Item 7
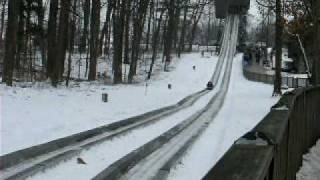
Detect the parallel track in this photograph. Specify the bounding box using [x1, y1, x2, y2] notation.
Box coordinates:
[93, 14, 240, 180]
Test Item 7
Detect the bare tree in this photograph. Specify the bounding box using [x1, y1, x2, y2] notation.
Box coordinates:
[1, 0, 217, 86]
[47, 0, 59, 83]
[112, 0, 126, 84]
[148, 7, 165, 79]
[0, 0, 7, 49]
[178, 1, 188, 57]
[2, 0, 19, 86]
[145, 0, 154, 51]
[99, 0, 114, 56]
[35, 0, 46, 68]
[88, 0, 101, 81]
[54, 0, 72, 86]
[128, 0, 150, 83]
[273, 0, 282, 96]
[79, 0, 90, 53]
[123, 0, 131, 64]
[163, 0, 176, 71]
[66, 0, 78, 86]
[188, 0, 206, 52]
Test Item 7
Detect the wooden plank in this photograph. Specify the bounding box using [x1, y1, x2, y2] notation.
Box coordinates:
[203, 144, 273, 180]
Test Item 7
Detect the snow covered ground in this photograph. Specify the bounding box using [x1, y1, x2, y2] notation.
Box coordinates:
[26, 85, 218, 180]
[167, 54, 279, 180]
[297, 140, 320, 180]
[0, 53, 217, 155]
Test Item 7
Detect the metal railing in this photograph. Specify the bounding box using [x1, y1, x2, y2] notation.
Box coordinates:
[203, 87, 320, 179]
[243, 64, 310, 88]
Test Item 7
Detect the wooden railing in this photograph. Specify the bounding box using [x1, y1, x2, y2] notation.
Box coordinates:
[203, 86, 320, 180]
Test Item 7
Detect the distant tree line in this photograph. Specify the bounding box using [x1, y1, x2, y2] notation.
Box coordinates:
[0, 0, 220, 87]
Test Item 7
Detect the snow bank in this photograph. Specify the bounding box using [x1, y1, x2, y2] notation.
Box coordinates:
[0, 53, 217, 155]
[167, 54, 279, 180]
[296, 140, 320, 180]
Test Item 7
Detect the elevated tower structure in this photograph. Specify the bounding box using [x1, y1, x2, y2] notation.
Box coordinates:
[215, 0, 250, 18]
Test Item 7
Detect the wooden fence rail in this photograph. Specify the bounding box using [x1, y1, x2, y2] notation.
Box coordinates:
[203, 68, 319, 180]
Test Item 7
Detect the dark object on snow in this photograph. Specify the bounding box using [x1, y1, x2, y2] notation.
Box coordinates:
[193, 66, 196, 70]
[168, 84, 172, 89]
[207, 81, 213, 90]
[77, 157, 87, 165]
[102, 93, 108, 102]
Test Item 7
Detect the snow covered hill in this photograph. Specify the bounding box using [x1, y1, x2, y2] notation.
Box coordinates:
[0, 53, 217, 155]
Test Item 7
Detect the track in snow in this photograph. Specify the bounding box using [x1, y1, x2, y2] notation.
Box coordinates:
[92, 14, 240, 180]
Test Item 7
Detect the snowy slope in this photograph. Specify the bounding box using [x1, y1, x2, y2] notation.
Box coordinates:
[0, 53, 217, 155]
[167, 54, 279, 180]
[25, 87, 218, 180]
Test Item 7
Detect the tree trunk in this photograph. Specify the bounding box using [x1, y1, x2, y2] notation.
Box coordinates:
[123, 0, 131, 64]
[161, 15, 168, 59]
[55, 0, 71, 85]
[47, 0, 58, 83]
[188, 2, 204, 52]
[207, 5, 211, 49]
[66, 51, 72, 86]
[173, 1, 181, 50]
[2, 0, 19, 86]
[188, 17, 202, 52]
[69, 0, 76, 54]
[148, 10, 164, 79]
[128, 0, 150, 83]
[99, 0, 114, 56]
[79, 0, 90, 53]
[66, 0, 78, 86]
[0, 0, 7, 49]
[128, 22, 140, 82]
[163, 0, 176, 71]
[15, 3, 25, 71]
[35, 0, 47, 68]
[112, 0, 126, 84]
[178, 4, 188, 58]
[145, 0, 153, 52]
[88, 0, 100, 81]
[273, 0, 282, 96]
